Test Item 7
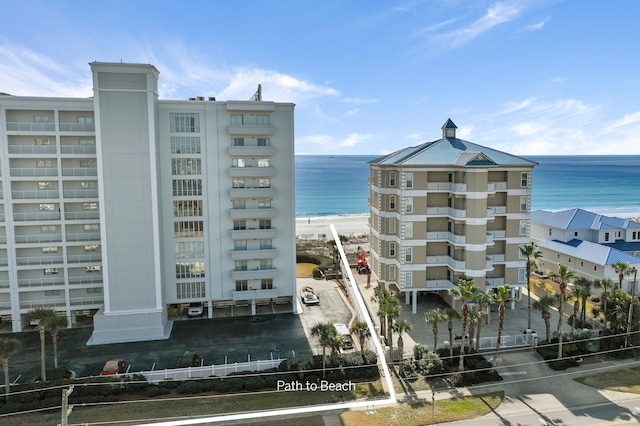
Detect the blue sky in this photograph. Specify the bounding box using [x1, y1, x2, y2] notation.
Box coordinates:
[2, 0, 640, 156]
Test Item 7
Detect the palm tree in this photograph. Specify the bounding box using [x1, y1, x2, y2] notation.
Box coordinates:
[328, 333, 346, 366]
[533, 295, 555, 341]
[492, 285, 512, 354]
[393, 319, 412, 361]
[44, 313, 68, 369]
[626, 267, 638, 346]
[612, 261, 631, 291]
[371, 289, 398, 345]
[594, 278, 614, 327]
[445, 308, 456, 358]
[474, 293, 490, 352]
[311, 322, 337, 378]
[449, 278, 479, 371]
[0, 338, 21, 395]
[350, 322, 371, 360]
[385, 301, 400, 349]
[548, 263, 575, 358]
[467, 309, 482, 353]
[520, 244, 542, 330]
[424, 308, 445, 351]
[572, 277, 593, 326]
[609, 289, 630, 332]
[25, 308, 56, 382]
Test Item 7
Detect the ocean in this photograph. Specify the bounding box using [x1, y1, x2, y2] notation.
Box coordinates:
[294, 155, 640, 218]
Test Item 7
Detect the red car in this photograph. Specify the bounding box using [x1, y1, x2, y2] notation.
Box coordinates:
[101, 359, 125, 375]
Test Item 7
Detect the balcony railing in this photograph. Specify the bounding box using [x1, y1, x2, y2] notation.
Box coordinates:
[486, 277, 505, 287]
[13, 212, 61, 221]
[12, 189, 60, 199]
[487, 206, 507, 217]
[229, 166, 275, 178]
[6, 122, 55, 132]
[487, 230, 506, 239]
[65, 211, 100, 220]
[15, 234, 63, 244]
[426, 231, 466, 244]
[60, 145, 96, 155]
[18, 277, 65, 288]
[10, 168, 58, 177]
[20, 296, 103, 310]
[426, 255, 466, 270]
[231, 267, 277, 281]
[232, 288, 278, 300]
[8, 145, 57, 154]
[426, 182, 467, 192]
[62, 189, 99, 198]
[231, 248, 276, 261]
[424, 279, 456, 290]
[59, 123, 95, 132]
[67, 254, 102, 263]
[62, 167, 97, 177]
[16, 255, 64, 266]
[426, 207, 466, 218]
[65, 233, 101, 242]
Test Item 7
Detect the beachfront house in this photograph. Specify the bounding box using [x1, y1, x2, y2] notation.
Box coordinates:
[0, 62, 297, 342]
[531, 208, 640, 292]
[367, 119, 537, 314]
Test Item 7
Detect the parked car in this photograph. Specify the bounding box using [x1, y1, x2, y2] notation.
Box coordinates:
[333, 323, 354, 350]
[101, 359, 125, 375]
[188, 302, 204, 317]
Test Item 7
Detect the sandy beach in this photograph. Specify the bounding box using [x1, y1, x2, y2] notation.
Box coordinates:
[296, 214, 370, 239]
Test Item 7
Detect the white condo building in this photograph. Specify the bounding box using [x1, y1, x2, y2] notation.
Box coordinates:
[0, 62, 297, 344]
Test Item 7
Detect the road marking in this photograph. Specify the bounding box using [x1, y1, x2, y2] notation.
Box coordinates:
[501, 371, 528, 376]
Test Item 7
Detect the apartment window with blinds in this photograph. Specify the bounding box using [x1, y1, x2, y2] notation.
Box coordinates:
[405, 173, 413, 188]
[80, 159, 97, 168]
[389, 172, 396, 186]
[405, 197, 413, 213]
[175, 261, 205, 278]
[170, 113, 200, 133]
[232, 199, 246, 209]
[257, 138, 270, 146]
[521, 172, 529, 187]
[235, 280, 248, 291]
[389, 195, 396, 210]
[82, 202, 98, 210]
[389, 218, 396, 234]
[404, 222, 413, 238]
[405, 247, 413, 262]
[173, 200, 203, 217]
[261, 278, 273, 289]
[258, 158, 270, 167]
[174, 220, 204, 238]
[230, 114, 243, 125]
[258, 178, 271, 188]
[404, 272, 413, 287]
[177, 282, 206, 299]
[389, 265, 396, 280]
[232, 179, 245, 188]
[234, 240, 247, 251]
[260, 239, 273, 249]
[232, 158, 245, 167]
[519, 220, 528, 236]
[389, 242, 396, 257]
[171, 137, 201, 154]
[258, 199, 271, 208]
[520, 196, 528, 211]
[259, 219, 272, 229]
[260, 259, 273, 270]
[235, 260, 247, 271]
[175, 241, 205, 259]
[172, 179, 202, 196]
[171, 158, 201, 175]
[233, 220, 247, 230]
[257, 114, 270, 125]
[37, 160, 54, 168]
[84, 224, 99, 231]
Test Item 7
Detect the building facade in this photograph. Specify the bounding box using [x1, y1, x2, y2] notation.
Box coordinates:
[368, 119, 537, 313]
[0, 62, 296, 343]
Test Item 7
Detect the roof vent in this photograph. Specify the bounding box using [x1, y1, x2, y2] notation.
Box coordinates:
[188, 97, 196, 101]
[209, 97, 216, 101]
[196, 96, 205, 101]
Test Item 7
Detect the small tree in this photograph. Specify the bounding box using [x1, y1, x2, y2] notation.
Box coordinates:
[311, 322, 337, 378]
[594, 278, 614, 327]
[491, 285, 512, 354]
[520, 244, 542, 330]
[424, 309, 445, 351]
[449, 278, 480, 371]
[44, 313, 68, 369]
[533, 295, 555, 341]
[0, 338, 21, 395]
[393, 319, 412, 361]
[445, 308, 456, 359]
[548, 263, 575, 359]
[611, 261, 631, 291]
[25, 308, 56, 382]
[350, 321, 371, 360]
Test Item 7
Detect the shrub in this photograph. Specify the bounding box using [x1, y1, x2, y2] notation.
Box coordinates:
[144, 385, 171, 397]
[400, 361, 418, 380]
[413, 344, 429, 360]
[177, 380, 204, 394]
[417, 352, 444, 377]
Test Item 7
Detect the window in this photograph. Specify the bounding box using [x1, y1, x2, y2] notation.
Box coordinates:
[172, 179, 202, 196]
[37, 160, 53, 168]
[259, 219, 272, 229]
[519, 220, 528, 236]
[389, 172, 396, 186]
[260, 239, 273, 249]
[405, 197, 413, 213]
[520, 196, 528, 211]
[406, 173, 413, 188]
[232, 179, 245, 188]
[82, 202, 98, 210]
[77, 116, 93, 124]
[86, 266, 101, 273]
[518, 268, 526, 283]
[87, 287, 103, 294]
[258, 199, 271, 208]
[232, 158, 246, 167]
[44, 268, 59, 275]
[518, 245, 526, 259]
[235, 260, 248, 271]
[389, 218, 396, 234]
[233, 220, 247, 230]
[170, 113, 200, 132]
[79, 139, 95, 146]
[404, 222, 413, 238]
[34, 116, 50, 123]
[230, 114, 243, 125]
[521, 172, 529, 187]
[175, 261, 205, 278]
[84, 224, 99, 231]
[38, 182, 52, 190]
[389, 195, 396, 210]
[81, 181, 97, 189]
[234, 240, 247, 251]
[548, 228, 552, 236]
[260, 259, 273, 270]
[257, 114, 270, 125]
[41, 225, 56, 233]
[235, 280, 248, 291]
[171, 158, 201, 175]
[177, 282, 206, 299]
[258, 158, 270, 167]
[261, 278, 273, 290]
[232, 199, 246, 209]
[39, 203, 55, 211]
[574, 231, 579, 237]
[171, 136, 201, 153]
[605, 232, 610, 242]
[257, 138, 270, 146]
[173, 200, 202, 217]
[84, 245, 100, 252]
[404, 272, 413, 287]
[258, 178, 271, 188]
[232, 137, 245, 146]
[45, 290, 61, 296]
[405, 247, 413, 262]
[80, 159, 97, 168]
[175, 241, 205, 258]
[174, 220, 204, 237]
[389, 242, 396, 257]
[42, 246, 58, 253]
[35, 138, 51, 145]
[389, 265, 396, 280]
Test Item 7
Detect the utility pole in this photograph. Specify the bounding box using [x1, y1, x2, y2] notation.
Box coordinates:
[61, 385, 74, 426]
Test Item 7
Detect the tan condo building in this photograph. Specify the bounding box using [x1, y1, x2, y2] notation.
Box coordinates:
[0, 62, 296, 343]
[368, 119, 537, 313]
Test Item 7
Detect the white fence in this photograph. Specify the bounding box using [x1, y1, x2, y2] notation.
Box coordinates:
[444, 333, 539, 352]
[136, 357, 285, 383]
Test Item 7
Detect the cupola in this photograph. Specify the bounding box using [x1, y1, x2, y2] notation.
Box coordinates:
[441, 118, 457, 138]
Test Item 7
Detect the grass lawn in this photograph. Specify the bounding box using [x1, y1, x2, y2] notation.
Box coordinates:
[340, 391, 503, 426]
[575, 366, 640, 393]
[297, 263, 317, 278]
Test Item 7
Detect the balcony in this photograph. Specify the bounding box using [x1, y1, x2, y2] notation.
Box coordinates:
[18, 277, 65, 288]
[487, 230, 506, 240]
[427, 182, 467, 193]
[231, 248, 276, 261]
[487, 181, 507, 193]
[68, 276, 103, 286]
[426, 231, 466, 245]
[230, 188, 277, 198]
[62, 189, 99, 198]
[16, 255, 64, 266]
[229, 166, 275, 178]
[60, 145, 96, 155]
[67, 254, 102, 263]
[58, 122, 95, 132]
[487, 254, 505, 263]
[15, 234, 63, 244]
[8, 145, 57, 155]
[12, 189, 60, 200]
[426, 255, 466, 270]
[6, 122, 55, 132]
[227, 125, 275, 136]
[13, 212, 60, 222]
[62, 167, 97, 177]
[232, 288, 278, 300]
[424, 279, 456, 290]
[65, 232, 101, 242]
[228, 146, 276, 156]
[231, 267, 277, 281]
[426, 207, 466, 218]
[486, 277, 505, 288]
[10, 168, 58, 177]
[64, 211, 99, 220]
[231, 228, 277, 240]
[487, 206, 507, 217]
[229, 208, 276, 220]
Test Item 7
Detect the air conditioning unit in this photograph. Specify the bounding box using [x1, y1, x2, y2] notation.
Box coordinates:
[209, 97, 216, 101]
[196, 96, 205, 101]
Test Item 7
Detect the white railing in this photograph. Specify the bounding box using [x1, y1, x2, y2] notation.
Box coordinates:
[427, 182, 467, 192]
[426, 231, 466, 244]
[426, 207, 466, 218]
[139, 357, 286, 382]
[487, 206, 507, 217]
[487, 182, 507, 192]
[426, 255, 465, 269]
[6, 122, 55, 131]
[11, 189, 60, 199]
[425, 279, 455, 290]
[487, 230, 506, 239]
[443, 333, 538, 351]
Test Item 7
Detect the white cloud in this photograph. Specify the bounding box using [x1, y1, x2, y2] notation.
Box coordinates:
[341, 109, 361, 118]
[342, 97, 379, 103]
[340, 133, 373, 148]
[522, 20, 546, 31]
